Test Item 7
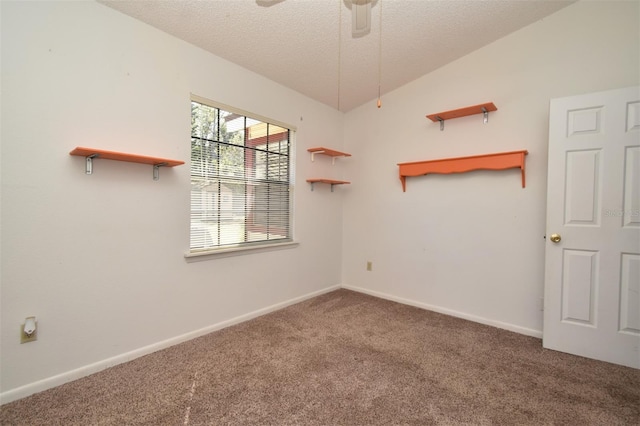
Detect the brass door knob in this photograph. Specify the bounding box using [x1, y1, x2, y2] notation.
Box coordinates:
[550, 233, 561, 243]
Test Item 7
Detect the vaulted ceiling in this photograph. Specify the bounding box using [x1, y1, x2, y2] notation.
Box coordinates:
[99, 0, 575, 111]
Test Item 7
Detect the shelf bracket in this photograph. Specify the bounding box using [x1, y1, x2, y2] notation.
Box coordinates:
[482, 107, 489, 124]
[309, 182, 337, 192]
[436, 116, 444, 131]
[153, 163, 168, 181]
[85, 154, 99, 175]
[310, 151, 324, 162]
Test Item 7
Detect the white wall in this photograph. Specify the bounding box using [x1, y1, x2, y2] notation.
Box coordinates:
[2, 0, 639, 404]
[0, 1, 346, 400]
[342, 0, 640, 336]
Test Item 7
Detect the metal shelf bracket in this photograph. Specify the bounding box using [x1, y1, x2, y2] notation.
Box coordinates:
[310, 150, 339, 164]
[153, 162, 168, 181]
[310, 151, 324, 162]
[83, 154, 168, 180]
[309, 182, 338, 192]
[85, 154, 99, 175]
[482, 107, 489, 124]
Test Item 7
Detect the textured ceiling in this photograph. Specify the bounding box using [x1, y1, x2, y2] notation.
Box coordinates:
[98, 0, 575, 112]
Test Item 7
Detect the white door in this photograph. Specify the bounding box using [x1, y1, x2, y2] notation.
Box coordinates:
[544, 86, 640, 369]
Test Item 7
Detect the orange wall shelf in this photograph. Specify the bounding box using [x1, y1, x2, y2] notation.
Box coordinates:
[308, 147, 351, 164]
[427, 102, 497, 130]
[70, 147, 184, 180]
[306, 178, 350, 192]
[307, 147, 351, 192]
[397, 150, 528, 192]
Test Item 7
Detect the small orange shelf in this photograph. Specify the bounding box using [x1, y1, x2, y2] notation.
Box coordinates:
[306, 178, 350, 192]
[308, 147, 351, 164]
[398, 150, 528, 192]
[70, 147, 184, 180]
[427, 102, 497, 130]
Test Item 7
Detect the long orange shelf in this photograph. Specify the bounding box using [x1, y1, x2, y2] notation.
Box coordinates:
[306, 178, 350, 192]
[70, 147, 184, 180]
[397, 150, 528, 192]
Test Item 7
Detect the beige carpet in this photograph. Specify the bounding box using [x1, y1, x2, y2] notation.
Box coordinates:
[1, 289, 639, 425]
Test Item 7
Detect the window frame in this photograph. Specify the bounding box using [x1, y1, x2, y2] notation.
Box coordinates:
[186, 95, 297, 260]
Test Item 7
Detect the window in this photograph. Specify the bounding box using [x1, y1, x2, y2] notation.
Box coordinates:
[190, 99, 292, 253]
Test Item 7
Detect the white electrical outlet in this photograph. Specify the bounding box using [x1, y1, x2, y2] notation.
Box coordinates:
[366, 261, 372, 271]
[20, 317, 38, 344]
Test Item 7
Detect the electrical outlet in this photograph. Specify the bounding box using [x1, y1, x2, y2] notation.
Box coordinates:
[366, 261, 372, 271]
[20, 321, 38, 344]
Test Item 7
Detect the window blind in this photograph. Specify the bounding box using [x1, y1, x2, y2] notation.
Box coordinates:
[190, 101, 291, 252]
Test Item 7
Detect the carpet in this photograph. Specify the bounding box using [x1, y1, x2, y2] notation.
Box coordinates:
[1, 289, 638, 425]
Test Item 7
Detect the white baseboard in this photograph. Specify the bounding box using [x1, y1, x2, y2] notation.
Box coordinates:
[1, 284, 540, 404]
[341, 284, 543, 339]
[0, 285, 341, 405]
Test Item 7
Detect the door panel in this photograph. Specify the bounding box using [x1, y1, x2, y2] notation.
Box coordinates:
[619, 253, 640, 334]
[623, 146, 640, 227]
[544, 86, 640, 368]
[561, 249, 597, 326]
[564, 150, 601, 225]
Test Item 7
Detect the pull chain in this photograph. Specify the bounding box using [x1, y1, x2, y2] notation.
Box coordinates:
[377, 0, 382, 108]
[337, 0, 342, 111]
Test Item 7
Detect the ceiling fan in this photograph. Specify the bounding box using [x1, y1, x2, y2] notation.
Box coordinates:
[257, 0, 378, 36]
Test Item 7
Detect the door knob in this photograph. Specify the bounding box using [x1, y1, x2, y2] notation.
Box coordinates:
[550, 233, 561, 243]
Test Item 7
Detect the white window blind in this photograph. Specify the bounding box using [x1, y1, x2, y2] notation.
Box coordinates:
[190, 100, 292, 252]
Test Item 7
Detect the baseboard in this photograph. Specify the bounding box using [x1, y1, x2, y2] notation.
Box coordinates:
[0, 285, 341, 405]
[342, 284, 543, 339]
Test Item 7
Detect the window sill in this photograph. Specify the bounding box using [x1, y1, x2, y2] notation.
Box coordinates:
[184, 241, 299, 262]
